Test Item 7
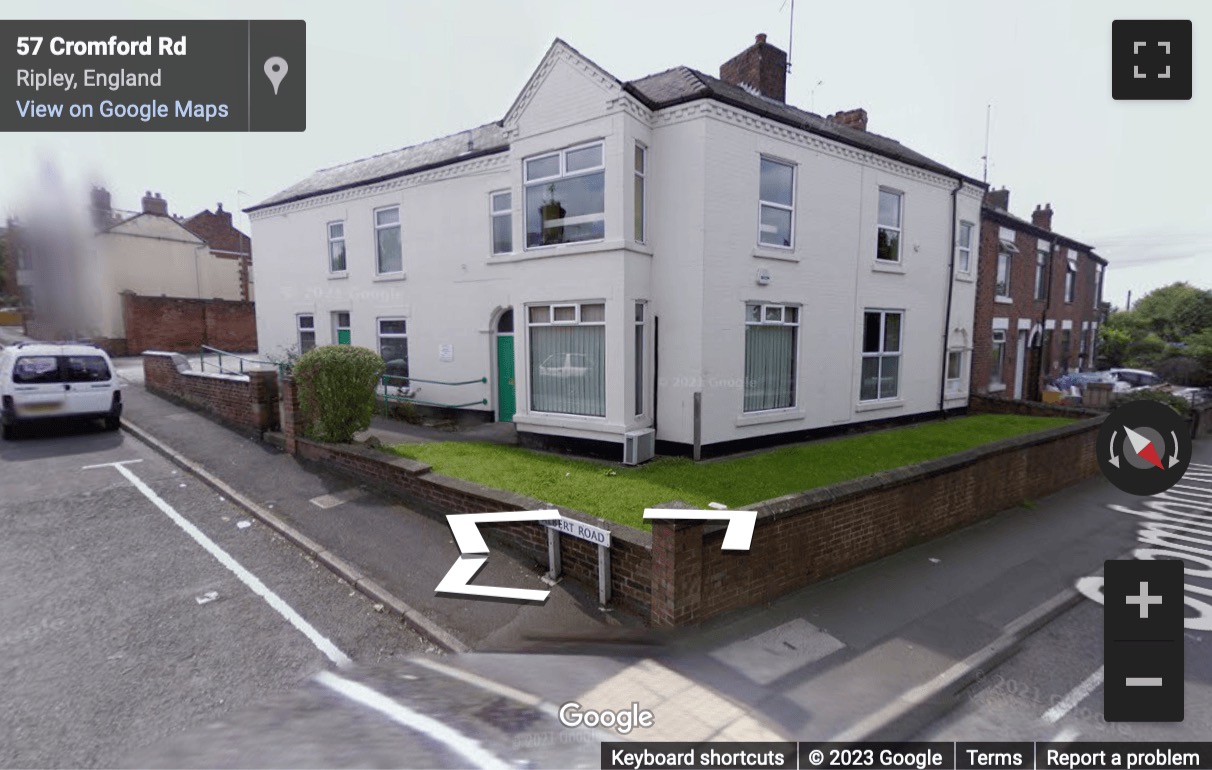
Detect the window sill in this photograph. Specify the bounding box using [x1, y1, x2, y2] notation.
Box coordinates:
[327, 272, 349, 280]
[944, 389, 967, 401]
[872, 261, 905, 274]
[988, 383, 1007, 393]
[373, 273, 407, 282]
[954, 272, 975, 283]
[753, 247, 798, 262]
[994, 296, 1013, 304]
[490, 238, 626, 264]
[855, 398, 904, 413]
[735, 407, 806, 427]
[631, 242, 654, 256]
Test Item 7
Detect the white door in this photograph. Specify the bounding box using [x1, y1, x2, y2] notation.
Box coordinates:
[9, 354, 70, 418]
[61, 354, 116, 414]
[1014, 331, 1028, 399]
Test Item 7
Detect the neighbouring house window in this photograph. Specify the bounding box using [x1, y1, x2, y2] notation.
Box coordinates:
[297, 314, 316, 353]
[634, 302, 645, 416]
[328, 221, 346, 272]
[528, 302, 606, 416]
[374, 206, 402, 274]
[525, 143, 605, 248]
[1094, 263, 1103, 310]
[860, 309, 902, 401]
[996, 251, 1012, 299]
[1065, 255, 1077, 303]
[946, 349, 965, 392]
[333, 311, 351, 345]
[1061, 330, 1072, 372]
[743, 302, 799, 412]
[877, 189, 903, 262]
[378, 318, 408, 380]
[991, 330, 1006, 386]
[758, 157, 794, 248]
[1080, 329, 1088, 368]
[634, 144, 647, 244]
[490, 191, 512, 255]
[1034, 246, 1049, 301]
[956, 221, 973, 273]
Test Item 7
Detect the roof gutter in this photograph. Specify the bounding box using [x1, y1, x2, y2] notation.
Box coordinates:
[939, 177, 964, 413]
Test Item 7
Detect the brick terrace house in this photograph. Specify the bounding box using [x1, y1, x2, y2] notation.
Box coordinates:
[971, 188, 1107, 401]
[182, 203, 254, 302]
[248, 35, 984, 460]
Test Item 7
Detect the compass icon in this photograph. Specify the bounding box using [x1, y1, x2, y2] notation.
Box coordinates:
[1098, 400, 1191, 495]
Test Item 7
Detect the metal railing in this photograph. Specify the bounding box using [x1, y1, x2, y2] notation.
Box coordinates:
[198, 345, 285, 377]
[379, 373, 488, 410]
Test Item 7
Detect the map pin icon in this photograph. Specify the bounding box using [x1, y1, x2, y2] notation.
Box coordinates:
[264, 56, 288, 95]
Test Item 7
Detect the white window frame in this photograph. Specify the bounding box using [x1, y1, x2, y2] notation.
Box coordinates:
[327, 221, 346, 274]
[523, 141, 605, 250]
[1064, 255, 1077, 303]
[991, 330, 1007, 386]
[743, 301, 800, 413]
[946, 349, 966, 393]
[374, 205, 402, 276]
[526, 300, 607, 417]
[757, 156, 795, 249]
[996, 251, 1012, 300]
[859, 309, 903, 402]
[332, 311, 351, 344]
[634, 144, 647, 244]
[876, 188, 903, 263]
[490, 190, 512, 255]
[1034, 246, 1049, 301]
[297, 314, 316, 353]
[956, 221, 973, 274]
[377, 317, 409, 380]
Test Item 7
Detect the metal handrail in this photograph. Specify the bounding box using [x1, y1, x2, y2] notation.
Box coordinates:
[198, 345, 284, 376]
[378, 373, 488, 411]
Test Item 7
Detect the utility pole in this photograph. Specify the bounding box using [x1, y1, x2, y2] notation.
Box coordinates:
[1126, 290, 1132, 312]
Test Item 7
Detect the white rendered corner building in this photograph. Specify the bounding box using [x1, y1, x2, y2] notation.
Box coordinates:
[247, 35, 983, 458]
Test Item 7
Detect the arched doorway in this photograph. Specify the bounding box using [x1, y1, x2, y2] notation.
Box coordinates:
[494, 309, 516, 422]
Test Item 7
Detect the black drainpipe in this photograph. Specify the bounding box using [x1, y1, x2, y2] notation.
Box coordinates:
[651, 316, 659, 433]
[938, 177, 964, 413]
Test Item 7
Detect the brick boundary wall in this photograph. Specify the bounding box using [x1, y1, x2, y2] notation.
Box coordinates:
[122, 292, 257, 354]
[144, 352, 279, 435]
[968, 393, 1103, 419]
[278, 377, 1104, 627]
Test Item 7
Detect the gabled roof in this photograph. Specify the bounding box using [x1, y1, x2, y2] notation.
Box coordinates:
[248, 39, 982, 213]
[183, 208, 252, 256]
[982, 204, 1106, 264]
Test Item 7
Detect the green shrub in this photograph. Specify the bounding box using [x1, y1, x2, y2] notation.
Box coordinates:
[1112, 388, 1192, 416]
[293, 345, 385, 442]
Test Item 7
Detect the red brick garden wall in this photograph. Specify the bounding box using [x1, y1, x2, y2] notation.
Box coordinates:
[122, 293, 257, 354]
[143, 352, 278, 434]
[279, 377, 1103, 627]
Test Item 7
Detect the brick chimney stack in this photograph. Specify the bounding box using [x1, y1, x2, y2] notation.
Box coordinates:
[1032, 203, 1053, 231]
[90, 186, 112, 229]
[828, 108, 868, 132]
[141, 191, 168, 216]
[216, 202, 232, 224]
[985, 187, 1010, 211]
[720, 33, 788, 102]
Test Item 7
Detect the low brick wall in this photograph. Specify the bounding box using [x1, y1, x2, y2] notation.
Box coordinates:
[648, 416, 1104, 626]
[123, 292, 257, 354]
[969, 393, 1101, 419]
[279, 377, 1103, 627]
[144, 352, 279, 435]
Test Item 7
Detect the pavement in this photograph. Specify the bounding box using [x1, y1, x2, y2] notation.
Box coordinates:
[5, 324, 1202, 745]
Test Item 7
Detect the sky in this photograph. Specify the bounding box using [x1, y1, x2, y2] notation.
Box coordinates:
[2, 0, 1210, 311]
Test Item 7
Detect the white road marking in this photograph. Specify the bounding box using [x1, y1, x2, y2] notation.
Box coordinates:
[81, 458, 143, 470]
[1051, 726, 1081, 743]
[91, 461, 351, 668]
[1041, 665, 1103, 724]
[410, 657, 559, 718]
[315, 670, 510, 770]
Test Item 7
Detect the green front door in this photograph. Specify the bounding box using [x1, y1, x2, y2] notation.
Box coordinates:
[496, 334, 516, 422]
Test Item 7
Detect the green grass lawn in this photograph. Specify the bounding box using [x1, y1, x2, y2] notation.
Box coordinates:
[388, 414, 1070, 529]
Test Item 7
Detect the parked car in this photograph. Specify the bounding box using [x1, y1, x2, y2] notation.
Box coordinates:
[1108, 368, 1163, 390]
[538, 352, 591, 378]
[0, 342, 122, 439]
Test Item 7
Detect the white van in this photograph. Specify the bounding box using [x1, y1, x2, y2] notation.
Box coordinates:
[0, 343, 123, 439]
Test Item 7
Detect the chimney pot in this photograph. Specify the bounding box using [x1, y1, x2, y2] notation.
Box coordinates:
[141, 190, 169, 216]
[720, 34, 788, 102]
[1031, 202, 1054, 231]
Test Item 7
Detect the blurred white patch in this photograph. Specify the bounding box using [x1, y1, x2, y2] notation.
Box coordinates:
[237, 520, 251, 529]
[195, 591, 219, 605]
